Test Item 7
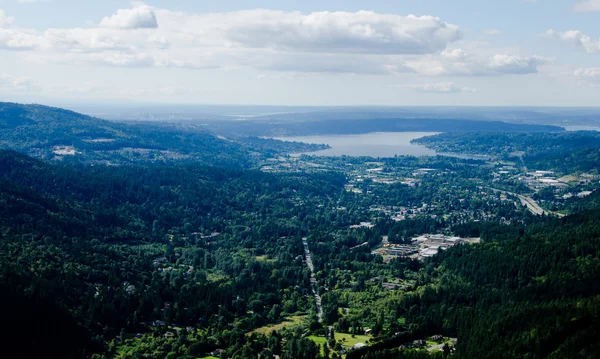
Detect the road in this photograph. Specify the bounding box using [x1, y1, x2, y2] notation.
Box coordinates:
[491, 188, 565, 217]
[302, 238, 323, 323]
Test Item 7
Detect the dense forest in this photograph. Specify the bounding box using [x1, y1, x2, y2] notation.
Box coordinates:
[0, 150, 347, 358]
[414, 132, 600, 173]
[1, 103, 600, 358]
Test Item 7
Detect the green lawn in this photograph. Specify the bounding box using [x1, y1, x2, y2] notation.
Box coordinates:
[308, 335, 327, 346]
[251, 315, 307, 335]
[307, 335, 328, 356]
[334, 333, 372, 348]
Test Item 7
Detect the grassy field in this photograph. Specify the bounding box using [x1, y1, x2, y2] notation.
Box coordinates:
[558, 174, 578, 183]
[251, 315, 307, 335]
[307, 333, 373, 358]
[254, 255, 275, 263]
[308, 335, 328, 356]
[335, 333, 372, 348]
[198, 356, 218, 359]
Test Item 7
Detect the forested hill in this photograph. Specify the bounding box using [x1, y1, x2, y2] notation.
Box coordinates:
[413, 131, 600, 173]
[0, 102, 327, 168]
[347, 208, 600, 359]
[205, 117, 564, 137]
[0, 102, 256, 167]
[0, 149, 346, 358]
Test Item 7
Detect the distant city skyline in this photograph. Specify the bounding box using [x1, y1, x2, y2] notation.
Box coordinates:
[1, 0, 600, 106]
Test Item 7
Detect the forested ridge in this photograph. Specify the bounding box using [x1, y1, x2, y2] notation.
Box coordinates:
[414, 132, 600, 173]
[0, 102, 326, 167]
[0, 150, 346, 358]
[359, 210, 600, 358]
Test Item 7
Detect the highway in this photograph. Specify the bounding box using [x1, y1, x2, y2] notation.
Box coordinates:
[491, 188, 565, 217]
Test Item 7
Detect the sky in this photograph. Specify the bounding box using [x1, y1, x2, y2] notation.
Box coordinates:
[0, 0, 600, 106]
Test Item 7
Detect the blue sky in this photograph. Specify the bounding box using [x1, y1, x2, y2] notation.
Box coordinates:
[1, 0, 599, 106]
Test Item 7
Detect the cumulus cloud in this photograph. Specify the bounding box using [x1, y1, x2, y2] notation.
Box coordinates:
[405, 49, 548, 76]
[408, 82, 477, 93]
[573, 0, 600, 12]
[0, 9, 14, 28]
[545, 29, 600, 53]
[0, 28, 41, 50]
[99, 3, 158, 29]
[209, 10, 462, 54]
[574, 67, 600, 86]
[0, 4, 547, 79]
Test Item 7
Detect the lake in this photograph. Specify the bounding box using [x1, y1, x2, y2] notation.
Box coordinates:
[274, 132, 495, 160]
[274, 132, 440, 157]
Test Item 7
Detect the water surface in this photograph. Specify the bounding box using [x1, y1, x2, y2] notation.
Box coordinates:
[275, 132, 439, 157]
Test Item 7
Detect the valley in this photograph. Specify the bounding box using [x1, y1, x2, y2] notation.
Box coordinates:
[0, 103, 599, 359]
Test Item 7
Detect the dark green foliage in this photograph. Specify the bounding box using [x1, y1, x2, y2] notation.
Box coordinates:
[414, 131, 600, 174]
[1, 103, 600, 359]
[0, 102, 251, 167]
[0, 150, 343, 358]
[390, 211, 600, 358]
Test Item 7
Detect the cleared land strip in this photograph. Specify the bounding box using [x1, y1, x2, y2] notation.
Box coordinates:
[302, 238, 323, 323]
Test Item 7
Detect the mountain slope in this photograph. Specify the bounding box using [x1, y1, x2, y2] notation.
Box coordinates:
[0, 102, 250, 167]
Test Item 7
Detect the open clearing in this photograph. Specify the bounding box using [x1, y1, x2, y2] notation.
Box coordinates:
[251, 315, 306, 335]
[335, 333, 372, 348]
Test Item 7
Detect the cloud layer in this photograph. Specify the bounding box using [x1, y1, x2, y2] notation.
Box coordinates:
[406, 49, 547, 76]
[0, 73, 39, 92]
[214, 11, 462, 54]
[574, 67, 600, 86]
[0, 9, 13, 27]
[99, 4, 158, 29]
[546, 29, 600, 53]
[573, 0, 600, 12]
[0, 1, 553, 96]
[408, 82, 477, 93]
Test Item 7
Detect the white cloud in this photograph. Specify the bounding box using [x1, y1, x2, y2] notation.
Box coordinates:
[405, 49, 548, 76]
[253, 52, 407, 74]
[0, 73, 40, 92]
[42, 28, 137, 52]
[573, 0, 600, 12]
[0, 5, 547, 80]
[545, 29, 600, 53]
[0, 9, 14, 27]
[0, 28, 41, 50]
[574, 67, 600, 86]
[206, 10, 462, 55]
[99, 3, 158, 29]
[408, 82, 477, 93]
